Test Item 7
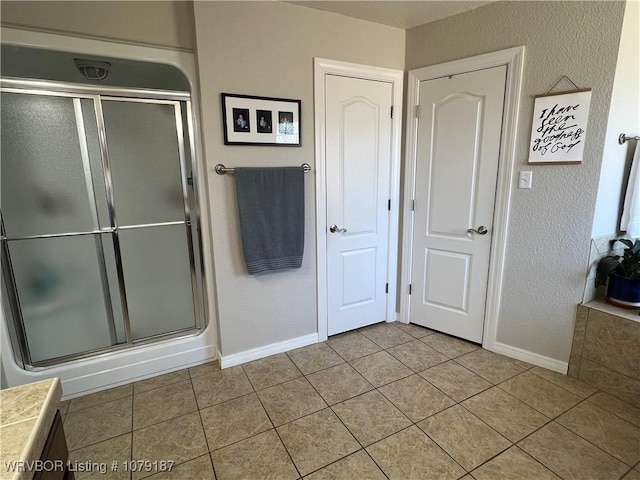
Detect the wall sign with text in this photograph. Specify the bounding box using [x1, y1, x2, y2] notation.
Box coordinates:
[528, 89, 592, 164]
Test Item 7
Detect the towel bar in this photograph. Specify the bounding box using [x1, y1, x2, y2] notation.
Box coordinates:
[619, 133, 640, 145]
[215, 163, 312, 175]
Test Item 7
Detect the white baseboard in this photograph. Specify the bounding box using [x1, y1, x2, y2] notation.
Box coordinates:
[220, 333, 319, 368]
[491, 342, 568, 374]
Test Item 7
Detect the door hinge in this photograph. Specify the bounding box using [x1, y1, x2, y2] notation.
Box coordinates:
[415, 105, 420, 118]
[385, 283, 389, 294]
[409, 284, 412, 294]
[388, 199, 391, 211]
[390, 106, 394, 118]
[411, 199, 415, 211]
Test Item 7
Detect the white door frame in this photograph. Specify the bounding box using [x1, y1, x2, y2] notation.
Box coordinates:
[400, 47, 525, 351]
[314, 58, 404, 342]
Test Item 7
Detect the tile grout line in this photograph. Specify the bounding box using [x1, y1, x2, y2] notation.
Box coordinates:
[385, 342, 452, 373]
[550, 395, 640, 468]
[415, 402, 508, 474]
[65, 391, 133, 416]
[525, 366, 601, 398]
[242, 355, 305, 392]
[239, 363, 259, 391]
[253, 389, 303, 479]
[584, 394, 640, 427]
[419, 358, 494, 401]
[130, 391, 200, 433]
[362, 449, 392, 480]
[132, 373, 191, 396]
[513, 420, 583, 480]
[467, 444, 561, 480]
[493, 377, 579, 420]
[449, 401, 517, 470]
[578, 309, 590, 375]
[322, 339, 351, 364]
[579, 354, 640, 384]
[191, 374, 220, 480]
[198, 395, 274, 454]
[412, 419, 470, 474]
[513, 411, 632, 478]
[129, 392, 134, 480]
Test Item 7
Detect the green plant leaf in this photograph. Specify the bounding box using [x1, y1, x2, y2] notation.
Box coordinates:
[619, 239, 634, 249]
[599, 239, 640, 281]
[595, 256, 621, 286]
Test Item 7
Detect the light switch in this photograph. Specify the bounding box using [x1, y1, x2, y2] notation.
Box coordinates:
[519, 171, 533, 189]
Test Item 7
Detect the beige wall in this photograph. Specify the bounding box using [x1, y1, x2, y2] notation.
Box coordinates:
[0, 1, 195, 51]
[193, 1, 405, 356]
[2, 0, 627, 367]
[406, 1, 625, 363]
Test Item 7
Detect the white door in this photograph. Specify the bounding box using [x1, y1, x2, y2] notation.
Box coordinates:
[409, 66, 507, 343]
[325, 74, 393, 335]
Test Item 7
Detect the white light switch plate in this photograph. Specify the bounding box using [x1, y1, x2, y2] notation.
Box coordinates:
[519, 171, 533, 189]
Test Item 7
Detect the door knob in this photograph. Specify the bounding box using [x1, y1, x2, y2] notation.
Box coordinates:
[467, 226, 488, 235]
[329, 224, 347, 233]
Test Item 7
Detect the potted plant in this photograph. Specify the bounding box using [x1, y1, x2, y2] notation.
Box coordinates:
[595, 239, 640, 308]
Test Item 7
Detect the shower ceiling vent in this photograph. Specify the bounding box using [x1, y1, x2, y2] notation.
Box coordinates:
[74, 58, 111, 81]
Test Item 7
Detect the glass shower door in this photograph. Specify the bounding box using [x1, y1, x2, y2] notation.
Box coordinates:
[1, 91, 124, 363]
[99, 98, 197, 340]
[1, 85, 203, 367]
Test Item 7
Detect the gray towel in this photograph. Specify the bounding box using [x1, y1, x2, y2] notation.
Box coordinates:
[234, 167, 304, 274]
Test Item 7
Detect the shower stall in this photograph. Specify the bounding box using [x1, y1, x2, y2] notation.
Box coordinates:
[1, 78, 206, 368]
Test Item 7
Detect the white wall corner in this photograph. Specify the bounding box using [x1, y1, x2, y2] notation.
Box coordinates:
[219, 333, 318, 369]
[490, 342, 568, 374]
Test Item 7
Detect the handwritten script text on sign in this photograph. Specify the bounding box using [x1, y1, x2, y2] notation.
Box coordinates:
[534, 104, 583, 154]
[528, 90, 591, 164]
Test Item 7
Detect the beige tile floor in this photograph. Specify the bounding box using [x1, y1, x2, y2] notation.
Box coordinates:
[59, 322, 640, 480]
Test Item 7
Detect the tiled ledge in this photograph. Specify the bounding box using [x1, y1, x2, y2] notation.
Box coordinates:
[585, 298, 640, 323]
[568, 304, 639, 408]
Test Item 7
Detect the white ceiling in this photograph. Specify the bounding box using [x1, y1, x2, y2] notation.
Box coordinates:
[286, 1, 495, 30]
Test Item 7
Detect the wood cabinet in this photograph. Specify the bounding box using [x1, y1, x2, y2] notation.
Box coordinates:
[33, 411, 73, 480]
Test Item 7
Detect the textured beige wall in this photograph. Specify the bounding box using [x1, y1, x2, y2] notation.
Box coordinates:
[0, 1, 196, 51]
[193, 1, 405, 356]
[406, 1, 625, 363]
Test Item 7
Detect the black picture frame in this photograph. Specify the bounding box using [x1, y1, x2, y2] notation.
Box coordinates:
[221, 93, 301, 146]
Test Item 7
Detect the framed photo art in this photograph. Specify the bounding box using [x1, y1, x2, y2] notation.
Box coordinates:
[221, 93, 301, 146]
